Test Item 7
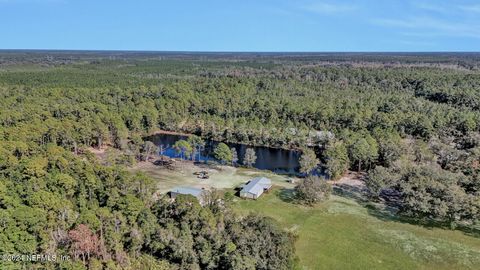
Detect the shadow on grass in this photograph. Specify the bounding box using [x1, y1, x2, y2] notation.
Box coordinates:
[333, 184, 369, 204]
[371, 210, 480, 238]
[275, 188, 296, 203]
[333, 182, 480, 238]
[366, 206, 480, 238]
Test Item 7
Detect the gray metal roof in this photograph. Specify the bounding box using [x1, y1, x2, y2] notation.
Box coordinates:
[171, 186, 205, 198]
[241, 177, 272, 195]
[251, 177, 272, 186]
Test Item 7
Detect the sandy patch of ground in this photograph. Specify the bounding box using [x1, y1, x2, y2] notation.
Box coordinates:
[151, 129, 193, 137]
[328, 171, 368, 202]
[330, 171, 366, 189]
[85, 147, 109, 161]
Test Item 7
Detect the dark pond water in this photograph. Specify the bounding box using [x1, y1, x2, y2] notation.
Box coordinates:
[147, 134, 300, 174]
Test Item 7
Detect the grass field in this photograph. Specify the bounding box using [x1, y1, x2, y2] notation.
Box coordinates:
[233, 188, 480, 270]
[131, 161, 480, 270]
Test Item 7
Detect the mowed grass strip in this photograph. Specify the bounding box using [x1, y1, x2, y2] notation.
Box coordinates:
[233, 188, 480, 270]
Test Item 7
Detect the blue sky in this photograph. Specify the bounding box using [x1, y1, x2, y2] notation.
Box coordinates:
[1, 0, 479, 51]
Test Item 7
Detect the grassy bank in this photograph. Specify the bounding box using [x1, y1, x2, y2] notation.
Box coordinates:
[233, 188, 480, 270]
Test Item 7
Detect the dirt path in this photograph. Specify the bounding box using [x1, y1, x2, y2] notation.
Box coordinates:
[150, 129, 193, 137]
[330, 171, 366, 188]
[329, 171, 369, 202]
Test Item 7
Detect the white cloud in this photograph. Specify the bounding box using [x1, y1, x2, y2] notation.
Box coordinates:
[398, 40, 435, 47]
[372, 17, 480, 39]
[413, 2, 449, 13]
[414, 1, 480, 14]
[303, 2, 358, 14]
[0, 0, 65, 3]
[459, 4, 480, 13]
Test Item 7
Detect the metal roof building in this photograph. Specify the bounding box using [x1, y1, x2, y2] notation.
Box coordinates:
[170, 186, 207, 205]
[240, 177, 272, 199]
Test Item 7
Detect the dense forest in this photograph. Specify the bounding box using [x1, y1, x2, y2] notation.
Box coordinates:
[1, 51, 480, 269]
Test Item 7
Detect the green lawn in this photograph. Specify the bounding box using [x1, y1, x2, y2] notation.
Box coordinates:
[232, 188, 480, 270]
[134, 162, 480, 270]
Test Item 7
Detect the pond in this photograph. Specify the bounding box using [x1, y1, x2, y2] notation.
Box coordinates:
[147, 133, 301, 174]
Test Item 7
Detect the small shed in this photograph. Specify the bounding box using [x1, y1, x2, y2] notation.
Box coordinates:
[170, 186, 207, 205]
[240, 177, 272, 199]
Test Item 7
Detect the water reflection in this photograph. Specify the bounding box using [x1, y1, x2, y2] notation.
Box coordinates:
[147, 134, 300, 173]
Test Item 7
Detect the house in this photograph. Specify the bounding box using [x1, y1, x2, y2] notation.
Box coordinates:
[240, 177, 272, 199]
[170, 186, 207, 205]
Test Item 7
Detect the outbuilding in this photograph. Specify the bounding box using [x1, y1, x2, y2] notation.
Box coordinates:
[240, 177, 272, 199]
[170, 186, 207, 205]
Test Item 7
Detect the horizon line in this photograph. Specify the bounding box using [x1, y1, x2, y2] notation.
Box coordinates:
[1, 49, 480, 54]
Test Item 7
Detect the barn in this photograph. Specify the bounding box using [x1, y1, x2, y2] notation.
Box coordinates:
[240, 177, 272, 199]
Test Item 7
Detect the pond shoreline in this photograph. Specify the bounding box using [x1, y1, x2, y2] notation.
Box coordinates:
[146, 132, 302, 173]
[150, 129, 304, 152]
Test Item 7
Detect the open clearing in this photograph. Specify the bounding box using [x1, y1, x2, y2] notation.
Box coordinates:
[131, 161, 480, 270]
[129, 160, 295, 193]
[233, 188, 480, 270]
